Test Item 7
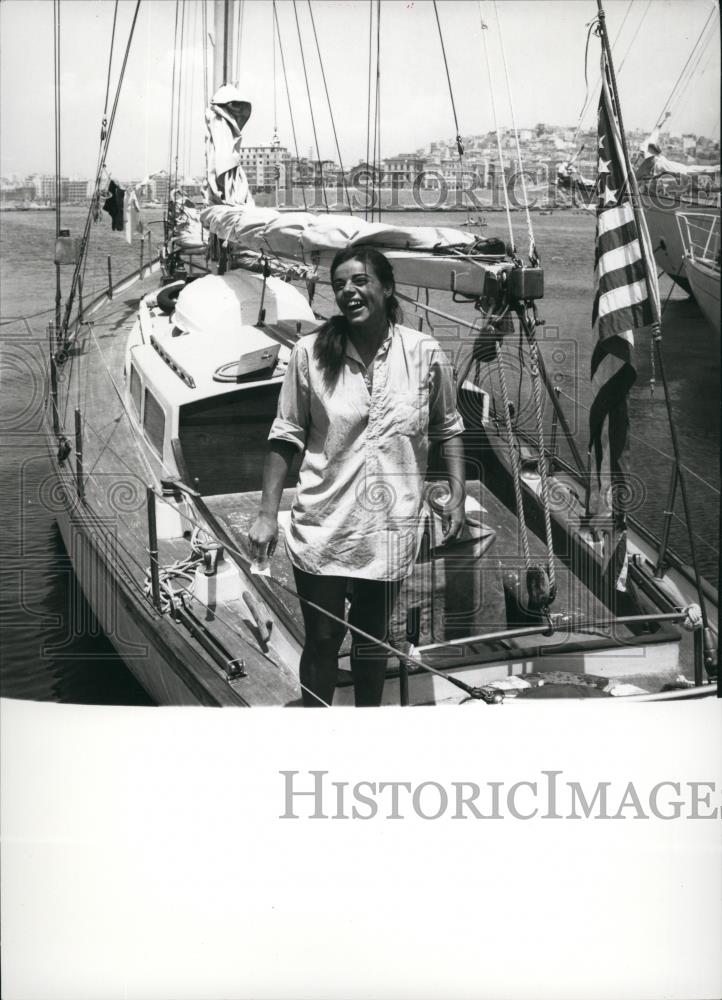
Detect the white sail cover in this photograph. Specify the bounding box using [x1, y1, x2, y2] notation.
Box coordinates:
[204, 85, 255, 208]
[199, 204, 477, 260]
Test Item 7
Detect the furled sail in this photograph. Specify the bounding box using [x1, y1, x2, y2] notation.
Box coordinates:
[204, 84, 255, 207]
[199, 203, 478, 260]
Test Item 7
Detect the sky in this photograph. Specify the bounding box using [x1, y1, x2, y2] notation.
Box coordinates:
[0, 0, 719, 180]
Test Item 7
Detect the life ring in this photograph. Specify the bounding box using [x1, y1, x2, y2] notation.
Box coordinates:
[156, 275, 200, 315]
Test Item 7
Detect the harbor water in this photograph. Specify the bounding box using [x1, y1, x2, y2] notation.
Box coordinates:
[0, 205, 718, 704]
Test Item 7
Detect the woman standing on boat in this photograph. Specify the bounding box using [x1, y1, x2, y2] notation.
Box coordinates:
[249, 247, 466, 707]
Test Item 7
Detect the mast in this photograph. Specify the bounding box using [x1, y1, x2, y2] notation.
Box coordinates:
[596, 0, 717, 673]
[53, 0, 62, 335]
[213, 0, 237, 92]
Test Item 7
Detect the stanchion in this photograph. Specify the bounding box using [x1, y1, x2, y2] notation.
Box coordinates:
[74, 408, 84, 500]
[146, 486, 162, 613]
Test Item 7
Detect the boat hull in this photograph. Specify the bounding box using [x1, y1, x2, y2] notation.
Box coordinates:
[49, 458, 247, 706]
[685, 257, 720, 334]
[644, 199, 719, 293]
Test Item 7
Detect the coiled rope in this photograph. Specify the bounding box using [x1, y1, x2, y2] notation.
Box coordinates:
[522, 314, 556, 593]
[495, 338, 531, 569]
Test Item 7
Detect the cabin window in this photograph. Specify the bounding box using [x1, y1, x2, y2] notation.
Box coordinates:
[143, 389, 165, 457]
[178, 384, 299, 495]
[129, 364, 142, 416]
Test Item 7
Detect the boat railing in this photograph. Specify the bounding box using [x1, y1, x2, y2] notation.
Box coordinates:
[675, 211, 720, 266]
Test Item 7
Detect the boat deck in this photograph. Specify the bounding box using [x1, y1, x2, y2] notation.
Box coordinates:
[48, 265, 701, 704]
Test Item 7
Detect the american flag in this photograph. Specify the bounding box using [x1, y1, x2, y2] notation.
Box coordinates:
[588, 50, 659, 592]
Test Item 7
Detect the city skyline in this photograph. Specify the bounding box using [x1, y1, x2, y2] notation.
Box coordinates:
[1, 0, 719, 180]
[3, 119, 718, 193]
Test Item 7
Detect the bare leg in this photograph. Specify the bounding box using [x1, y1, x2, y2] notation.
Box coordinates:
[292, 567, 347, 707]
[348, 578, 402, 707]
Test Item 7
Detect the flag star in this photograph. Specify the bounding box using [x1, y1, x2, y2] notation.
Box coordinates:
[598, 157, 611, 174]
[603, 183, 618, 205]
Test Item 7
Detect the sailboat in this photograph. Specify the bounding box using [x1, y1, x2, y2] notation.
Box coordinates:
[636, 12, 721, 295]
[43, 0, 718, 706]
[676, 211, 720, 334]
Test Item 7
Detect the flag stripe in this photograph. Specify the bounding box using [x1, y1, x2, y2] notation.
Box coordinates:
[595, 255, 647, 297]
[597, 274, 648, 315]
[594, 222, 642, 270]
[592, 277, 651, 330]
[596, 202, 634, 236]
[597, 237, 642, 277]
[592, 297, 651, 339]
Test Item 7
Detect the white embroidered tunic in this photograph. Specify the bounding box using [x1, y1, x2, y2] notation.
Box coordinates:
[268, 324, 464, 580]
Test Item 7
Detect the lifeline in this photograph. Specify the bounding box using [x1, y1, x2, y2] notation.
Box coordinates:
[279, 770, 721, 821]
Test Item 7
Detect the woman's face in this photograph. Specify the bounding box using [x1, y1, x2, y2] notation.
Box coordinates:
[331, 257, 391, 331]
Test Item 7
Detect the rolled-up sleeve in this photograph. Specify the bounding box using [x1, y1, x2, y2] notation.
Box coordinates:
[268, 341, 310, 451]
[428, 347, 464, 442]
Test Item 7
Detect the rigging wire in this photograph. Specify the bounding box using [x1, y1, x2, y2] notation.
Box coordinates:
[272, 8, 278, 137]
[307, 1, 354, 214]
[271, 7, 280, 207]
[365, 0, 373, 221]
[661, 19, 718, 133]
[182, 0, 200, 183]
[234, 0, 244, 81]
[201, 0, 209, 107]
[432, 0, 464, 161]
[102, 2, 120, 135]
[58, 0, 142, 346]
[477, 2, 515, 253]
[653, 6, 717, 128]
[273, 1, 307, 210]
[492, 0, 537, 264]
[371, 0, 381, 222]
[173, 0, 188, 194]
[616, 0, 652, 74]
[167, 0, 181, 188]
[292, 0, 329, 213]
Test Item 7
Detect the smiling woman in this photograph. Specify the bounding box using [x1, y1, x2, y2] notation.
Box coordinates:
[248, 246, 466, 708]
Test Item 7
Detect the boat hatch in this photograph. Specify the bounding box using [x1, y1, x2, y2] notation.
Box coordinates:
[172, 270, 318, 338]
[178, 384, 301, 496]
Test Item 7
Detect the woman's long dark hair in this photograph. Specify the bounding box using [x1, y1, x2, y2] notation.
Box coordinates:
[313, 246, 403, 382]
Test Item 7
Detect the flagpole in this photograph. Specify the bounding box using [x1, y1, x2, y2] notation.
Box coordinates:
[595, 1, 659, 322]
[595, 0, 716, 674]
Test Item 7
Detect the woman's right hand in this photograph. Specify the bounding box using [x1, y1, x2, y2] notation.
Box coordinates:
[248, 512, 279, 563]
